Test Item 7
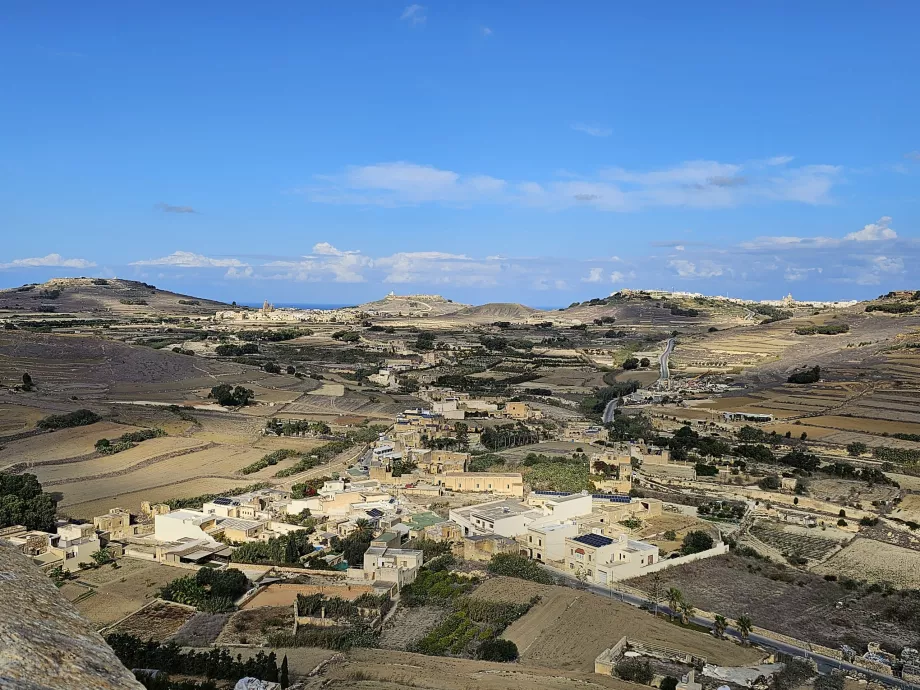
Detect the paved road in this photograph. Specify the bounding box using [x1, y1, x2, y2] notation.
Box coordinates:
[275, 444, 367, 488]
[659, 337, 676, 381]
[602, 398, 619, 424]
[546, 566, 910, 688]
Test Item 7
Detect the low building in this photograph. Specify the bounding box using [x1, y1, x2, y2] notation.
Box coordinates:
[4, 523, 102, 572]
[564, 533, 659, 584]
[440, 472, 524, 497]
[412, 449, 469, 475]
[449, 499, 541, 538]
[93, 508, 133, 539]
[459, 534, 519, 562]
[525, 520, 578, 563]
[357, 546, 424, 591]
[157, 538, 232, 565]
[503, 401, 542, 420]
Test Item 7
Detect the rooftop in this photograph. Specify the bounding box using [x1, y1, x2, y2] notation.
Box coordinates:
[572, 533, 614, 548]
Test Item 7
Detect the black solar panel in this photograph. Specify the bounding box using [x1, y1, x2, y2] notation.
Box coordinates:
[367, 508, 384, 518]
[592, 494, 630, 503]
[534, 491, 571, 497]
[573, 533, 613, 548]
[212, 497, 234, 506]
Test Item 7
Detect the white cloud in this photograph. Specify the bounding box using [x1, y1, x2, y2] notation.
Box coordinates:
[305, 156, 842, 211]
[668, 259, 724, 279]
[783, 267, 821, 282]
[225, 266, 253, 280]
[905, 151, 920, 162]
[131, 251, 246, 268]
[266, 243, 370, 283]
[480, 26, 493, 37]
[374, 251, 501, 286]
[609, 271, 628, 283]
[766, 155, 794, 166]
[572, 123, 612, 138]
[0, 253, 96, 269]
[743, 215, 897, 251]
[401, 4, 426, 26]
[583, 267, 604, 283]
[844, 216, 897, 242]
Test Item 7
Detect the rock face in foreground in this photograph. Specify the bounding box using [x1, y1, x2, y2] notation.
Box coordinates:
[0, 542, 144, 690]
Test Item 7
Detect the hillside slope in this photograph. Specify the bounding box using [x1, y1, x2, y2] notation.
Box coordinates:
[0, 278, 230, 316]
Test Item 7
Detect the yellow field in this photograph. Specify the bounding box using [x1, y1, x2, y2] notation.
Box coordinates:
[0, 404, 46, 436]
[62, 477, 258, 519]
[0, 421, 146, 469]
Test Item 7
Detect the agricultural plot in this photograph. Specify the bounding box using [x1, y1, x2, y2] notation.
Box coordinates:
[626, 552, 915, 651]
[169, 612, 232, 647]
[0, 404, 45, 436]
[815, 538, 920, 589]
[52, 444, 265, 510]
[0, 421, 147, 470]
[63, 477, 257, 519]
[378, 605, 446, 650]
[107, 601, 196, 641]
[749, 522, 842, 561]
[891, 494, 920, 523]
[71, 559, 190, 627]
[216, 606, 294, 646]
[472, 577, 760, 673]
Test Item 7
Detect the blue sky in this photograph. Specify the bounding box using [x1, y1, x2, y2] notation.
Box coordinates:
[2, 2, 918, 306]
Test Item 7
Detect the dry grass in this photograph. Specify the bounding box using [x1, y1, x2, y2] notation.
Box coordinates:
[815, 538, 920, 589]
[472, 577, 761, 673]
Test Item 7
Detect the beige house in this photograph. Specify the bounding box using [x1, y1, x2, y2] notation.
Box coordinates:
[440, 472, 524, 497]
[93, 508, 133, 539]
[503, 401, 542, 420]
[357, 546, 425, 591]
[412, 449, 469, 475]
[564, 532, 658, 585]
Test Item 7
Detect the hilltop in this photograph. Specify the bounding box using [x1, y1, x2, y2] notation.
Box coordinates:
[0, 278, 230, 317]
[448, 302, 544, 322]
[358, 293, 468, 317]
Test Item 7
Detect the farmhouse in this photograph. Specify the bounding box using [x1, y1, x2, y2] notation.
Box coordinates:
[355, 546, 424, 591]
[3, 523, 101, 572]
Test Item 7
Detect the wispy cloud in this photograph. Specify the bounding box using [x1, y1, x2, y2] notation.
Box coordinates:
[572, 123, 612, 138]
[480, 26, 493, 37]
[667, 259, 724, 279]
[741, 216, 897, 250]
[401, 4, 426, 26]
[155, 202, 197, 214]
[0, 253, 96, 270]
[131, 251, 244, 268]
[303, 157, 842, 211]
[904, 151, 920, 162]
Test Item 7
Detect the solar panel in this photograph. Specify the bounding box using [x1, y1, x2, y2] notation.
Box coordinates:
[367, 508, 384, 518]
[573, 533, 613, 547]
[534, 491, 571, 497]
[212, 497, 234, 506]
[592, 494, 631, 503]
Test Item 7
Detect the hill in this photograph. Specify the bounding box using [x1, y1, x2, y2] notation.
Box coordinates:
[560, 291, 751, 331]
[0, 278, 230, 317]
[358, 293, 468, 317]
[449, 302, 543, 322]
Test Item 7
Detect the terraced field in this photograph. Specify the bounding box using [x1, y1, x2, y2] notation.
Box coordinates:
[749, 522, 843, 561]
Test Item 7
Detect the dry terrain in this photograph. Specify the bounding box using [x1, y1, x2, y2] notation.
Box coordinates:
[471, 577, 761, 673]
[813, 538, 920, 588]
[107, 600, 196, 641]
[626, 552, 916, 651]
[66, 558, 190, 627]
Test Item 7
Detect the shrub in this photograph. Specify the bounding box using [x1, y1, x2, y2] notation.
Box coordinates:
[475, 639, 519, 662]
[37, 409, 100, 430]
[681, 530, 714, 555]
[487, 553, 556, 585]
[787, 366, 820, 384]
[208, 384, 254, 407]
[615, 657, 653, 684]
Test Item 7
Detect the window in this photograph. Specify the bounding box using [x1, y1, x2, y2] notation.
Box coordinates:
[528, 536, 532, 543]
[538, 539, 542, 546]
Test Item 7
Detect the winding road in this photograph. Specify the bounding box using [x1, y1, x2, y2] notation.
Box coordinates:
[602, 337, 676, 424]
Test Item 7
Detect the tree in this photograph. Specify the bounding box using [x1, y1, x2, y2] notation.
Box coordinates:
[640, 357, 651, 368]
[476, 639, 519, 662]
[286, 365, 296, 375]
[666, 587, 683, 620]
[279, 655, 289, 688]
[284, 536, 299, 564]
[680, 530, 714, 555]
[622, 357, 640, 370]
[574, 567, 589, 588]
[678, 599, 695, 624]
[800, 431, 808, 441]
[660, 677, 678, 690]
[847, 441, 868, 457]
[263, 362, 281, 374]
[91, 547, 113, 567]
[713, 614, 727, 638]
[21, 372, 33, 391]
[615, 657, 653, 684]
[353, 518, 373, 541]
[663, 530, 677, 541]
[736, 614, 753, 643]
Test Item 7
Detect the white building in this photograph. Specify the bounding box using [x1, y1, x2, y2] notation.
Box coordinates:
[564, 533, 659, 585]
[154, 510, 222, 544]
[525, 520, 578, 563]
[449, 499, 542, 538]
[356, 546, 424, 591]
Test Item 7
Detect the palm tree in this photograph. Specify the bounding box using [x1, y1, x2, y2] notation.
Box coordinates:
[712, 614, 727, 638]
[353, 518, 374, 540]
[736, 615, 753, 644]
[678, 600, 695, 625]
[665, 587, 683, 620]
